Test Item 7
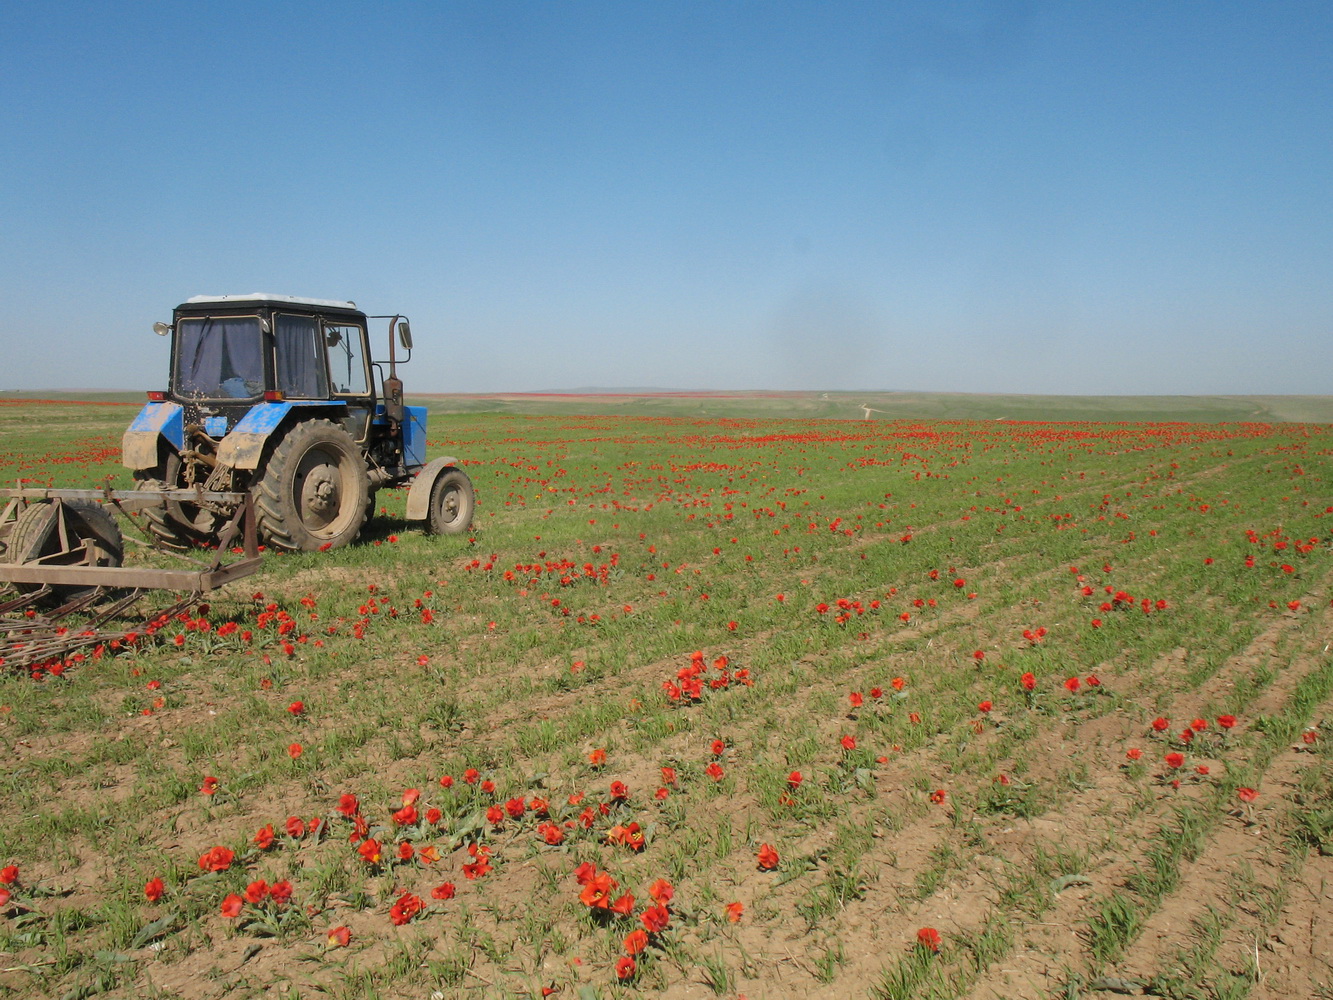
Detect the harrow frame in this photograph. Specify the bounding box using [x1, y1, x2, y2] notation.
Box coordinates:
[0, 486, 262, 592]
[0, 486, 264, 670]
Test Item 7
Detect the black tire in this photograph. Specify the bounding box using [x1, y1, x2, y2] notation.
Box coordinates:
[425, 468, 475, 536]
[134, 452, 223, 551]
[7, 499, 124, 599]
[256, 419, 368, 552]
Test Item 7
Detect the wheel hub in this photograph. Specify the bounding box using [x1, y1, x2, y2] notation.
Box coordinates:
[301, 467, 340, 519]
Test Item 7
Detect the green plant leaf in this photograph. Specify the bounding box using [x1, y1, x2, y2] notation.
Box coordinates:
[1050, 873, 1092, 893]
[129, 910, 179, 950]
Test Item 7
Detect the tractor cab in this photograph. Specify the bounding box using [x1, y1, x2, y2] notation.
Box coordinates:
[118, 294, 460, 554]
[164, 294, 375, 435]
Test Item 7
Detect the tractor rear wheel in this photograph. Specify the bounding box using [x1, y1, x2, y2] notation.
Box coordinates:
[6, 499, 124, 600]
[134, 452, 223, 551]
[256, 420, 368, 552]
[425, 468, 475, 536]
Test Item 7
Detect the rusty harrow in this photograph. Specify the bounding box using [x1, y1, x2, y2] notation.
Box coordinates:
[0, 486, 264, 671]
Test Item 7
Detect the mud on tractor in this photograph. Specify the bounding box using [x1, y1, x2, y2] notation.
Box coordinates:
[1, 294, 474, 665]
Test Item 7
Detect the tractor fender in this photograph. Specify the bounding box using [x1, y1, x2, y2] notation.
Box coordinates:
[216, 401, 345, 470]
[122, 401, 185, 470]
[405, 456, 462, 521]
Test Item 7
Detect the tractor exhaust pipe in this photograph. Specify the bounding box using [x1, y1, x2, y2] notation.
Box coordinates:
[384, 316, 410, 426]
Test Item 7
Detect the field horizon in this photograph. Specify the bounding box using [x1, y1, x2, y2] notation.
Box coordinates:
[6, 389, 1333, 425]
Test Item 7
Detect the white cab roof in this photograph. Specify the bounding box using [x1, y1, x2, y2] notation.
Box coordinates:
[184, 293, 358, 310]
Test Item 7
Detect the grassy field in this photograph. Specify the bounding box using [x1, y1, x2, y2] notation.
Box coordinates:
[1, 395, 1331, 1000]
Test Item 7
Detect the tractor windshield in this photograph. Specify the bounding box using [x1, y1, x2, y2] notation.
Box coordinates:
[174, 317, 265, 399]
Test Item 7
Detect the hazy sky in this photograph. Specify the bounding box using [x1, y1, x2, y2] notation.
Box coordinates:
[3, 2, 1330, 394]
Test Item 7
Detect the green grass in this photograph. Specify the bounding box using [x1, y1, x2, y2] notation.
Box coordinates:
[0, 397, 1330, 999]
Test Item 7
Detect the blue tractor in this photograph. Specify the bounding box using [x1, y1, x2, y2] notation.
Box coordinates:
[121, 294, 474, 552]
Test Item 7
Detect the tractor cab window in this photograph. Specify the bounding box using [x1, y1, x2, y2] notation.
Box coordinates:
[174, 317, 265, 399]
[325, 323, 370, 396]
[275, 314, 331, 399]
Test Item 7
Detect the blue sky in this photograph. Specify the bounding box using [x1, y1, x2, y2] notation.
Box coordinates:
[3, 1, 1330, 394]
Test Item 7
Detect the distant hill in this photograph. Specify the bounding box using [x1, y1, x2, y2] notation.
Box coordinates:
[414, 390, 1333, 424]
[9, 389, 1331, 423]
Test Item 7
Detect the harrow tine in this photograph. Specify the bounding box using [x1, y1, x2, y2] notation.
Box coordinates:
[0, 585, 53, 616]
[0, 583, 203, 671]
[0, 615, 51, 637]
[44, 586, 112, 620]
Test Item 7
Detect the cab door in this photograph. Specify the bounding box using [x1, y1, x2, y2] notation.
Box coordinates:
[324, 320, 374, 444]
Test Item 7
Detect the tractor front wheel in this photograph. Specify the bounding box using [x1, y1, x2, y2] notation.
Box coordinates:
[425, 468, 475, 536]
[256, 420, 368, 552]
[134, 452, 223, 551]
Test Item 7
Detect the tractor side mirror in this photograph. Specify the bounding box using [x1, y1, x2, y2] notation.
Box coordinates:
[397, 320, 413, 350]
[152, 322, 171, 337]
